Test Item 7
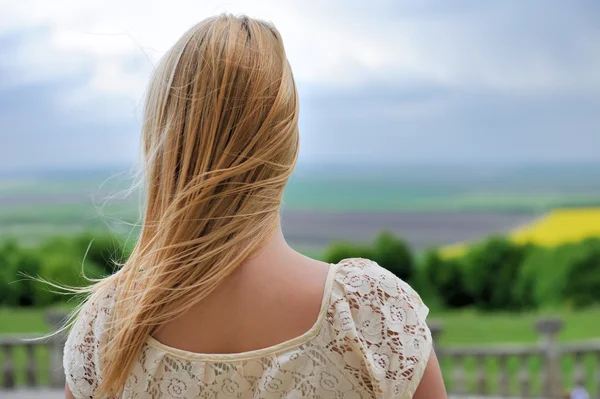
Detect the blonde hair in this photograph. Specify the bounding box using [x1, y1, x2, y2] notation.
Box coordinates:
[72, 14, 299, 396]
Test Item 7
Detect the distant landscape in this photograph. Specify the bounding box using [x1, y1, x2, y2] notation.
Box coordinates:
[1, 163, 600, 252]
[2, 163, 600, 393]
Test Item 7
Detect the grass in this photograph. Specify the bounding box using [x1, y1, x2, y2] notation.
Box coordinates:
[3, 306, 597, 341]
[0, 308, 54, 334]
[429, 306, 600, 345]
[8, 305, 600, 343]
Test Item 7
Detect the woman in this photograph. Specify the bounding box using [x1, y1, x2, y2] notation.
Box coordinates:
[64, 14, 446, 398]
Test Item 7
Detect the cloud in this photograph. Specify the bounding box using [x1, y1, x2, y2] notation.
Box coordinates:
[0, 0, 599, 169]
[3, 0, 599, 93]
[299, 84, 600, 164]
[0, 30, 139, 170]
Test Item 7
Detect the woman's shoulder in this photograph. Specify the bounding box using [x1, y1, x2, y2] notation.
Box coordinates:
[327, 257, 432, 397]
[63, 283, 116, 398]
[333, 257, 428, 312]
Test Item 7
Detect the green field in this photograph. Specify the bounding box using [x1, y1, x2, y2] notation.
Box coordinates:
[3, 306, 598, 344]
[2, 165, 600, 244]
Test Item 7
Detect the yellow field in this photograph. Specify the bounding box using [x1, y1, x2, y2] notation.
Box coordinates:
[441, 208, 600, 257]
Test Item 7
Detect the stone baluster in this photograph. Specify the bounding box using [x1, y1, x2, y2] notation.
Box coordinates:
[498, 355, 509, 396]
[535, 318, 564, 399]
[45, 311, 69, 388]
[452, 354, 466, 394]
[518, 354, 530, 397]
[2, 343, 15, 389]
[46, 335, 66, 388]
[572, 351, 585, 387]
[25, 342, 37, 387]
[476, 354, 487, 394]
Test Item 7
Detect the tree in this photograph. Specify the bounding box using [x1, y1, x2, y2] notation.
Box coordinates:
[372, 231, 414, 282]
[420, 249, 473, 308]
[74, 232, 128, 276]
[462, 236, 532, 310]
[514, 247, 546, 309]
[564, 238, 600, 308]
[12, 251, 42, 307]
[323, 242, 374, 264]
[0, 239, 20, 306]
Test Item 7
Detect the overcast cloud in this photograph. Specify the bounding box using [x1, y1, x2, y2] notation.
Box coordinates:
[0, 0, 599, 171]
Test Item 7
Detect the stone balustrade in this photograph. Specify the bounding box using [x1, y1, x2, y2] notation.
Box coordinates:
[1, 314, 599, 398]
[430, 318, 600, 398]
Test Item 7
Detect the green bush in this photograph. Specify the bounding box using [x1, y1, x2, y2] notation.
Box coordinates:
[462, 237, 533, 311]
[322, 242, 374, 264]
[73, 232, 128, 276]
[11, 251, 42, 307]
[2, 227, 600, 312]
[0, 242, 44, 306]
[35, 234, 108, 306]
[564, 238, 600, 308]
[0, 232, 115, 307]
[372, 231, 414, 282]
[515, 243, 580, 309]
[514, 247, 547, 309]
[420, 249, 473, 308]
[322, 232, 414, 282]
[0, 239, 22, 306]
[36, 251, 102, 306]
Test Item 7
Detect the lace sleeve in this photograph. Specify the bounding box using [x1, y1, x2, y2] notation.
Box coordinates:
[336, 258, 432, 398]
[63, 288, 114, 398]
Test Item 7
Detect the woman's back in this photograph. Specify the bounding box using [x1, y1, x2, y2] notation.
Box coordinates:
[65, 258, 432, 398]
[152, 236, 332, 355]
[61, 14, 445, 398]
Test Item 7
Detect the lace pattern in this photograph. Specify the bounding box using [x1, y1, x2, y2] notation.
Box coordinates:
[64, 258, 432, 398]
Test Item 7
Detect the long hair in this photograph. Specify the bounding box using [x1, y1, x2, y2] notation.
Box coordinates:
[73, 14, 299, 396]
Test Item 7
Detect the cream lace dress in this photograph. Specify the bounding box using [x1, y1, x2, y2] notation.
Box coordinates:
[64, 258, 432, 398]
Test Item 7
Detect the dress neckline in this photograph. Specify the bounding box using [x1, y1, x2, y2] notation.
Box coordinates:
[146, 262, 340, 362]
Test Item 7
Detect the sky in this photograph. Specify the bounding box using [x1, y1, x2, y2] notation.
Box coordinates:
[0, 0, 599, 171]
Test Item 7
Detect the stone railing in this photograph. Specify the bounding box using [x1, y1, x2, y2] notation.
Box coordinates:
[0, 334, 66, 389]
[1, 314, 599, 398]
[431, 317, 600, 398]
[0, 312, 66, 390]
